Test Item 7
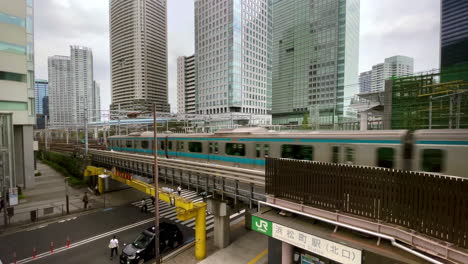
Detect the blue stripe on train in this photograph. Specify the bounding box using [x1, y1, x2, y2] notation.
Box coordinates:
[110, 147, 266, 166]
[416, 140, 468, 146]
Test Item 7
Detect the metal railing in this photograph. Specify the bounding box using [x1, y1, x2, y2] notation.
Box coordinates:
[265, 158, 468, 250]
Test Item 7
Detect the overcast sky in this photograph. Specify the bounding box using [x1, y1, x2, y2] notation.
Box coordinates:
[34, 0, 440, 112]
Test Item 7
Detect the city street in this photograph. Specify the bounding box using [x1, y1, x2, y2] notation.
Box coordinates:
[0, 204, 194, 264]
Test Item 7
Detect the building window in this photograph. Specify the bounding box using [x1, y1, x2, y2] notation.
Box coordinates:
[0, 41, 26, 55]
[0, 71, 27, 82]
[225, 143, 245, 156]
[281, 145, 313, 160]
[422, 149, 444, 173]
[0, 12, 25, 27]
[377, 148, 394, 168]
[189, 142, 202, 153]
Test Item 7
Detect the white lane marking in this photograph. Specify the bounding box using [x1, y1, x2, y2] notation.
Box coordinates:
[15, 218, 154, 264]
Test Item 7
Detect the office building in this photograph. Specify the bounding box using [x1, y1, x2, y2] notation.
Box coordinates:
[370, 55, 413, 92]
[271, 0, 360, 125]
[359, 71, 372, 94]
[441, 0, 468, 68]
[0, 0, 36, 189]
[110, 0, 170, 112]
[48, 55, 73, 127]
[92, 81, 101, 122]
[195, 0, 272, 125]
[177, 55, 195, 114]
[34, 79, 48, 129]
[71, 46, 94, 125]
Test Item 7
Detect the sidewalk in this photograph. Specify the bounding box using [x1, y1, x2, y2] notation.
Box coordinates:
[163, 218, 268, 264]
[0, 161, 148, 229]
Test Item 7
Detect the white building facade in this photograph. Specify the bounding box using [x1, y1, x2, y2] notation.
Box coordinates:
[0, 0, 36, 189]
[195, 0, 272, 125]
[71, 46, 93, 125]
[48, 55, 73, 127]
[92, 81, 101, 122]
[177, 55, 196, 114]
[359, 70, 372, 94]
[367, 55, 414, 92]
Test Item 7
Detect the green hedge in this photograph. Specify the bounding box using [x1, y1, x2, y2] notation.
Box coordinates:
[38, 151, 87, 187]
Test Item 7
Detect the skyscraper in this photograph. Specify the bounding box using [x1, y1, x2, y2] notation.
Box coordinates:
[0, 0, 36, 188]
[35, 79, 48, 115]
[441, 0, 468, 68]
[271, 0, 360, 125]
[71, 46, 93, 125]
[110, 0, 170, 112]
[48, 55, 73, 127]
[92, 81, 101, 122]
[177, 55, 195, 114]
[359, 71, 372, 94]
[48, 46, 97, 127]
[369, 55, 413, 92]
[195, 0, 272, 124]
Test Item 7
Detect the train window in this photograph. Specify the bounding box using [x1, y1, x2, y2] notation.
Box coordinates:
[189, 142, 202, 153]
[332, 146, 340, 163]
[256, 144, 261, 158]
[226, 143, 246, 156]
[214, 142, 219, 154]
[168, 141, 173, 150]
[281, 145, 313, 160]
[141, 141, 149, 149]
[377, 148, 394, 168]
[126, 141, 132, 148]
[160, 141, 165, 150]
[345, 147, 354, 164]
[422, 149, 444, 173]
[264, 144, 269, 157]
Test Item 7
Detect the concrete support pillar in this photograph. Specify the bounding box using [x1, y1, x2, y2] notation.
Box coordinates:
[93, 127, 98, 140]
[360, 111, 368, 131]
[66, 129, 69, 144]
[281, 242, 294, 264]
[207, 198, 230, 249]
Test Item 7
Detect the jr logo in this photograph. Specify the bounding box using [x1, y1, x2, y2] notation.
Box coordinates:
[252, 216, 272, 236]
[256, 220, 268, 233]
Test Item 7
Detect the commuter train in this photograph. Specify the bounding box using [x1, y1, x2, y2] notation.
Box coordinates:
[106, 127, 468, 178]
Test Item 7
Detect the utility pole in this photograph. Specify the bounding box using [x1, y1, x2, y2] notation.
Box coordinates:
[44, 115, 49, 151]
[65, 177, 69, 214]
[153, 103, 160, 264]
[84, 103, 89, 155]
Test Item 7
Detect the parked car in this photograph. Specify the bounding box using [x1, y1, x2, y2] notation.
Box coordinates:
[120, 222, 184, 264]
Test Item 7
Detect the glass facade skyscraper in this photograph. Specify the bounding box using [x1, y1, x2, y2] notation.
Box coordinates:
[35, 79, 48, 115]
[441, 0, 468, 68]
[195, 0, 272, 125]
[271, 0, 359, 125]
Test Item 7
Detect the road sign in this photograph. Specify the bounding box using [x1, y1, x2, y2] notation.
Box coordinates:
[9, 187, 18, 206]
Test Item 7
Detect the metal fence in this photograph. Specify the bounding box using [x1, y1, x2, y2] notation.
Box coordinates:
[265, 158, 468, 249]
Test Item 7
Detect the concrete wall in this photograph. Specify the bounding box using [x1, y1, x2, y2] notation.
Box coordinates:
[268, 237, 282, 264]
[13, 125, 34, 188]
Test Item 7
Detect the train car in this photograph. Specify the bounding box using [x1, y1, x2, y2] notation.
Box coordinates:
[412, 129, 468, 178]
[107, 128, 409, 170]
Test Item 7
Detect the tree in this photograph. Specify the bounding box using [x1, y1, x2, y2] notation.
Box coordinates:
[302, 112, 310, 129]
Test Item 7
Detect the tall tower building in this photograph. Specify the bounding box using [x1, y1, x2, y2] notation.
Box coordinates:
[271, 0, 360, 125]
[35, 79, 48, 115]
[92, 81, 101, 122]
[195, 0, 272, 124]
[370, 55, 413, 92]
[177, 55, 195, 114]
[359, 71, 372, 94]
[441, 0, 468, 68]
[110, 0, 169, 112]
[0, 0, 36, 188]
[71, 46, 93, 125]
[48, 55, 73, 127]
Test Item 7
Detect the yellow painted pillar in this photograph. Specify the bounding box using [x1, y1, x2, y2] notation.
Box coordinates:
[98, 177, 104, 194]
[195, 204, 207, 260]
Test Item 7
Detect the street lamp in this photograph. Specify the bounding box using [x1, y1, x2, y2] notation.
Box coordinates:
[153, 103, 160, 264]
[64, 177, 69, 214]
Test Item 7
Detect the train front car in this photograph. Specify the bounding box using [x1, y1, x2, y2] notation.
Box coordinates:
[412, 129, 468, 178]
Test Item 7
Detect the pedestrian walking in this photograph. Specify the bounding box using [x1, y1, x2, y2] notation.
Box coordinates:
[0, 198, 4, 213]
[82, 192, 89, 209]
[150, 195, 155, 205]
[177, 185, 182, 196]
[108, 235, 119, 260]
[94, 184, 99, 196]
[140, 198, 147, 213]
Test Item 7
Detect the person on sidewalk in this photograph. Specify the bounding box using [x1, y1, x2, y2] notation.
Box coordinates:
[109, 235, 119, 260]
[140, 198, 147, 213]
[82, 192, 89, 209]
[94, 184, 100, 196]
[177, 185, 182, 196]
[150, 195, 155, 206]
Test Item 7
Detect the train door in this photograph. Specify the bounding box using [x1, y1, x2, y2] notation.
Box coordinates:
[342, 145, 356, 165]
[208, 142, 219, 164]
[331, 146, 341, 164]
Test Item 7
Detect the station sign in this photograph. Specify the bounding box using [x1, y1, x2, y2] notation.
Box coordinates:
[252, 216, 362, 264]
[9, 187, 18, 206]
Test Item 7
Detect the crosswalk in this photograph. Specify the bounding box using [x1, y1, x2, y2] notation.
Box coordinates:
[130, 189, 245, 233]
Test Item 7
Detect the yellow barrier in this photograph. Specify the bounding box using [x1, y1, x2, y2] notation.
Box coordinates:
[84, 166, 207, 260]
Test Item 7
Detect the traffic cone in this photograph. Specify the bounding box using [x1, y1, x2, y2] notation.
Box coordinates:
[67, 237, 70, 248]
[32, 248, 37, 259]
[50, 241, 54, 253]
[13, 251, 16, 264]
